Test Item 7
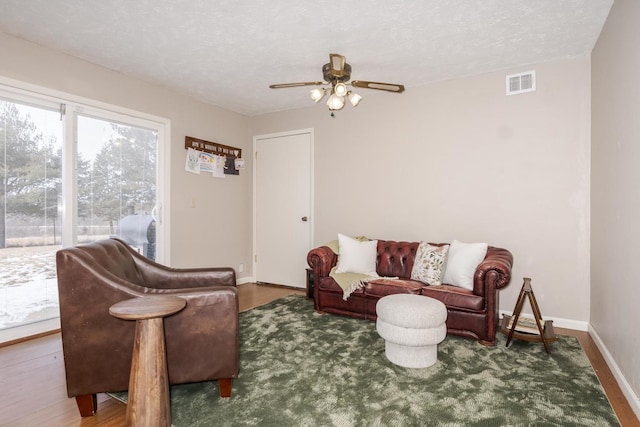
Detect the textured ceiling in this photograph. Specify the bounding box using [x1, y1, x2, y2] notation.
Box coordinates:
[0, 0, 612, 116]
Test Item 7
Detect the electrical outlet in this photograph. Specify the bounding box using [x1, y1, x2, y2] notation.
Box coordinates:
[239, 263, 244, 273]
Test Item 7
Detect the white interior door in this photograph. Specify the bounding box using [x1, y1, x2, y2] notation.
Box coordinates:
[254, 129, 313, 288]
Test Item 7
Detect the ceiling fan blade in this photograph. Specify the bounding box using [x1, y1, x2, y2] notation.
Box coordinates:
[351, 80, 405, 93]
[329, 53, 346, 76]
[269, 81, 324, 89]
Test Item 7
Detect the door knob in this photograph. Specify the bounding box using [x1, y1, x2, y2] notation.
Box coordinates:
[301, 216, 308, 222]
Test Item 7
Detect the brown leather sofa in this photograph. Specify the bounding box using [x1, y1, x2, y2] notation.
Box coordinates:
[307, 240, 513, 346]
[56, 238, 239, 416]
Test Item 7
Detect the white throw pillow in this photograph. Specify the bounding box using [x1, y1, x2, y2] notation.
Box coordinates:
[410, 242, 450, 285]
[442, 240, 488, 290]
[335, 233, 378, 275]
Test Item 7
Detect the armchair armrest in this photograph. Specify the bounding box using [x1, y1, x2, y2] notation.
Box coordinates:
[473, 246, 513, 296]
[137, 262, 236, 289]
[125, 243, 236, 289]
[307, 245, 338, 278]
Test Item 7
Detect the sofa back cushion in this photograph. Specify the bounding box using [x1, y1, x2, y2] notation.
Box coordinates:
[376, 241, 420, 279]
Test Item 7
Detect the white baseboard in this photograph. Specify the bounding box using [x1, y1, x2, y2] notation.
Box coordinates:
[237, 276, 255, 285]
[589, 325, 640, 420]
[498, 310, 589, 331]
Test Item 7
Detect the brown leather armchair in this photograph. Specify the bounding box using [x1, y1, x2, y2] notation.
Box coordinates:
[56, 238, 239, 417]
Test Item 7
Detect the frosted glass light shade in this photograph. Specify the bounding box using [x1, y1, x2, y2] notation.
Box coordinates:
[348, 92, 362, 107]
[326, 93, 345, 110]
[334, 82, 348, 97]
[310, 88, 327, 102]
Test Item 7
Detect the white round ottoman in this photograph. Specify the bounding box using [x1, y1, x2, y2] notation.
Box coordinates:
[376, 294, 447, 368]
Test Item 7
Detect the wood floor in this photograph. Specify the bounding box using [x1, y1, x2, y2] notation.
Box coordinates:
[0, 284, 638, 427]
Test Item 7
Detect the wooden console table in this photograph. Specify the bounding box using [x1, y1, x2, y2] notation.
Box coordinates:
[500, 278, 557, 354]
[110, 296, 186, 427]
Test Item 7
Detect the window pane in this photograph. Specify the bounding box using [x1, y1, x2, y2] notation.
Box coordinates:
[0, 100, 62, 330]
[77, 116, 158, 259]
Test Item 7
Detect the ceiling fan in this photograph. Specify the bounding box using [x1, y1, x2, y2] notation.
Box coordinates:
[269, 53, 405, 114]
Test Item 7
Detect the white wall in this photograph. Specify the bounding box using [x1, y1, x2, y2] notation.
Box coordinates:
[250, 58, 592, 324]
[591, 0, 640, 411]
[0, 32, 254, 277]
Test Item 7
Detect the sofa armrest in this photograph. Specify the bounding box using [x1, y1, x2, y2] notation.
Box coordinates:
[473, 246, 513, 296]
[307, 245, 338, 278]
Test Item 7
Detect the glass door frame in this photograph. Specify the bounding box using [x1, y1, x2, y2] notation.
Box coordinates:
[0, 76, 171, 263]
[64, 106, 169, 261]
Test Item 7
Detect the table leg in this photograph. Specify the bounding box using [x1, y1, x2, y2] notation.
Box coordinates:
[126, 317, 171, 427]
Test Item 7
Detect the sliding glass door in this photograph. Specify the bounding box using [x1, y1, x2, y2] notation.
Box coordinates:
[0, 86, 167, 335]
[77, 115, 158, 258]
[0, 99, 62, 330]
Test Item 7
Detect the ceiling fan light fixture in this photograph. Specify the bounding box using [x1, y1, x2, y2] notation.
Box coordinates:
[347, 91, 362, 107]
[334, 82, 348, 97]
[310, 88, 327, 103]
[326, 93, 345, 110]
[270, 54, 404, 114]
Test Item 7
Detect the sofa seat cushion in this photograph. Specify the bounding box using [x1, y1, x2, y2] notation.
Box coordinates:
[364, 278, 424, 298]
[318, 277, 365, 295]
[421, 285, 484, 311]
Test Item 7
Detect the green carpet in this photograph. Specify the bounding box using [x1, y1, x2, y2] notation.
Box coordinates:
[111, 295, 619, 426]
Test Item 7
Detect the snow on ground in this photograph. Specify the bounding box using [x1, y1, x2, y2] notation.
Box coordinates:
[0, 245, 60, 329]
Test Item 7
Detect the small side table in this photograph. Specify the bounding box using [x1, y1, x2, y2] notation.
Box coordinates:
[500, 278, 557, 354]
[110, 296, 186, 427]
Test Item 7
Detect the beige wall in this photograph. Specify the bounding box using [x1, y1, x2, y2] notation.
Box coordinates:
[0, 30, 596, 325]
[591, 0, 640, 407]
[0, 32, 254, 276]
[251, 58, 592, 325]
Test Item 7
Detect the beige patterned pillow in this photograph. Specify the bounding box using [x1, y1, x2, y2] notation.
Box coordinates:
[410, 242, 450, 285]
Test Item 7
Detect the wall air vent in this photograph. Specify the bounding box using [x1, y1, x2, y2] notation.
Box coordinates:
[506, 70, 536, 95]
